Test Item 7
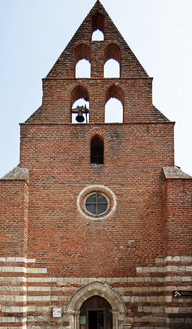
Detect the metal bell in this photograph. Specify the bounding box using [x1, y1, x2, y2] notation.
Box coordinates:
[76, 109, 85, 122]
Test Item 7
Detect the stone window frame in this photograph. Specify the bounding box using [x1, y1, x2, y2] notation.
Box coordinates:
[77, 185, 117, 220]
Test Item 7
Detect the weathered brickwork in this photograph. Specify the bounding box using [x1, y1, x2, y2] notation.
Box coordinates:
[0, 1, 192, 328]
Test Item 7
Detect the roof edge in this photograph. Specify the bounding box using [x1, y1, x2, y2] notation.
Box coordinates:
[163, 166, 192, 180]
[1, 165, 29, 184]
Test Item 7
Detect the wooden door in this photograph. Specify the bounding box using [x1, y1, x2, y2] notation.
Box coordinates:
[80, 296, 112, 329]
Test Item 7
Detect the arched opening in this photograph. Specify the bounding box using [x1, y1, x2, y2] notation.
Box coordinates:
[105, 98, 123, 123]
[91, 136, 104, 164]
[92, 29, 104, 41]
[75, 44, 91, 78]
[92, 12, 104, 40]
[76, 59, 91, 78]
[72, 99, 89, 123]
[104, 44, 121, 78]
[66, 281, 127, 313]
[71, 85, 89, 123]
[80, 296, 112, 329]
[105, 85, 124, 123]
[104, 59, 120, 78]
[66, 281, 127, 329]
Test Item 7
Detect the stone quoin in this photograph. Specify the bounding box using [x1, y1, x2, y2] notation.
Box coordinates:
[0, 1, 192, 328]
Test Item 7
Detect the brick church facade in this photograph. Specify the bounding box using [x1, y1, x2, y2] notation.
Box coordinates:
[0, 1, 192, 328]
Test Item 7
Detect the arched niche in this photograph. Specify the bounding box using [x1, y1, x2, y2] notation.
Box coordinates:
[104, 44, 121, 78]
[75, 44, 91, 78]
[71, 85, 89, 123]
[92, 12, 104, 41]
[105, 85, 124, 123]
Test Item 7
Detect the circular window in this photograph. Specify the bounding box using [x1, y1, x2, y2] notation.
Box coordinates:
[85, 192, 109, 216]
[77, 185, 117, 220]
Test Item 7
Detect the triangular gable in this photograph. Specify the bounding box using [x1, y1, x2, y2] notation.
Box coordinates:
[24, 0, 171, 124]
[46, 0, 148, 78]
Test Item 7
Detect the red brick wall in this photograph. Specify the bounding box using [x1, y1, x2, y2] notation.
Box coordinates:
[164, 178, 192, 256]
[0, 180, 28, 257]
[19, 122, 174, 277]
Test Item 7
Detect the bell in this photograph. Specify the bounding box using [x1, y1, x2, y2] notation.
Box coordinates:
[76, 109, 85, 122]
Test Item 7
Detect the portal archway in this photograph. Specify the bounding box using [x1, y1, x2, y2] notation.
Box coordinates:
[66, 281, 127, 314]
[66, 281, 127, 329]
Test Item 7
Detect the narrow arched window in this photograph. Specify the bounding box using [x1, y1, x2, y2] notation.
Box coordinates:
[91, 137, 104, 164]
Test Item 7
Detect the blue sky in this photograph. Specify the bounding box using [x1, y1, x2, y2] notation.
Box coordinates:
[0, 0, 192, 177]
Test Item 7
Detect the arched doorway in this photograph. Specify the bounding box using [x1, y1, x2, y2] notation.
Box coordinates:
[66, 281, 128, 329]
[80, 296, 112, 329]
